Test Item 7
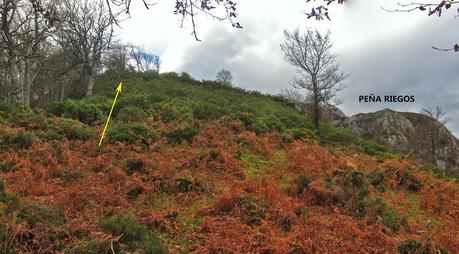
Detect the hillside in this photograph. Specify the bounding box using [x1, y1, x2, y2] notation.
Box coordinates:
[322, 107, 459, 178]
[0, 71, 458, 253]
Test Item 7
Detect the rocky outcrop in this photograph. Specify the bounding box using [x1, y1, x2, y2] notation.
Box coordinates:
[323, 107, 459, 177]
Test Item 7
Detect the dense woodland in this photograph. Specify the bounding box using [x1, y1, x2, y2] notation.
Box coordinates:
[0, 0, 162, 107]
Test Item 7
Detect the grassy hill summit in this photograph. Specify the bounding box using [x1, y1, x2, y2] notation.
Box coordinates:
[0, 71, 458, 253]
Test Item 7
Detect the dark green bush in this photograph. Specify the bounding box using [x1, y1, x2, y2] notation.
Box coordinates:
[295, 175, 312, 194]
[252, 119, 269, 134]
[99, 215, 147, 251]
[193, 103, 225, 120]
[419, 163, 445, 178]
[381, 209, 407, 231]
[174, 178, 208, 193]
[0, 129, 35, 150]
[116, 106, 148, 122]
[263, 116, 285, 132]
[398, 171, 422, 192]
[55, 119, 95, 141]
[10, 111, 48, 130]
[46, 100, 103, 125]
[118, 94, 150, 111]
[0, 100, 22, 114]
[236, 196, 267, 226]
[98, 215, 167, 253]
[367, 169, 386, 191]
[356, 138, 388, 155]
[127, 186, 144, 201]
[108, 123, 156, 144]
[164, 127, 199, 144]
[0, 160, 14, 172]
[320, 124, 355, 145]
[125, 158, 146, 175]
[398, 239, 423, 254]
[231, 111, 255, 128]
[397, 238, 449, 254]
[18, 203, 65, 227]
[0, 180, 20, 215]
[330, 170, 369, 217]
[285, 128, 316, 140]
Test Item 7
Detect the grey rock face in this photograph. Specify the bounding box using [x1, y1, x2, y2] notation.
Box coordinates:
[321, 106, 459, 177]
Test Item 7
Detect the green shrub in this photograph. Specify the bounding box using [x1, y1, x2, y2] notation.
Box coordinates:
[193, 103, 225, 120]
[252, 119, 269, 134]
[108, 123, 156, 144]
[98, 215, 167, 253]
[398, 171, 422, 192]
[99, 215, 147, 251]
[143, 234, 168, 254]
[331, 170, 369, 217]
[419, 163, 445, 177]
[127, 186, 144, 201]
[65, 240, 102, 254]
[285, 128, 316, 140]
[55, 119, 95, 141]
[0, 160, 14, 172]
[46, 100, 103, 125]
[164, 127, 199, 144]
[0, 100, 22, 114]
[262, 116, 285, 132]
[154, 101, 193, 123]
[0, 129, 35, 150]
[356, 138, 388, 155]
[0, 180, 20, 215]
[231, 111, 255, 128]
[125, 158, 146, 175]
[18, 203, 65, 227]
[236, 196, 267, 226]
[397, 238, 449, 254]
[45, 101, 66, 116]
[174, 178, 208, 193]
[367, 169, 386, 191]
[116, 106, 148, 122]
[320, 124, 355, 145]
[398, 239, 423, 254]
[295, 175, 312, 194]
[43, 129, 64, 141]
[117, 94, 151, 111]
[10, 111, 48, 130]
[381, 209, 407, 231]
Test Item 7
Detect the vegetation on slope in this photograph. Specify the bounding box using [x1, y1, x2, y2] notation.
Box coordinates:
[0, 71, 457, 253]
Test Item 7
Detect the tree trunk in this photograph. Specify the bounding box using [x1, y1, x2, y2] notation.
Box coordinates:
[430, 131, 436, 164]
[312, 81, 320, 135]
[86, 74, 95, 97]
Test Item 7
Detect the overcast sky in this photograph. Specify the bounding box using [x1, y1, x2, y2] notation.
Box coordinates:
[116, 0, 459, 137]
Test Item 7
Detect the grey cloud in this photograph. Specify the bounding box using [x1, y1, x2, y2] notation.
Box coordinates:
[338, 17, 459, 137]
[178, 14, 459, 137]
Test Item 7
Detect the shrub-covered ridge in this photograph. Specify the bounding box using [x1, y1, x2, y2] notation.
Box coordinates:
[0, 71, 457, 253]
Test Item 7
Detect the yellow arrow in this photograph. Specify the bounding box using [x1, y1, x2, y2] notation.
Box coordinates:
[98, 82, 122, 146]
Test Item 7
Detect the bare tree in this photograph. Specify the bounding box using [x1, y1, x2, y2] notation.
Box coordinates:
[421, 106, 452, 164]
[215, 69, 233, 86]
[104, 41, 130, 72]
[129, 46, 161, 73]
[54, 0, 113, 98]
[0, 0, 54, 107]
[281, 28, 347, 134]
